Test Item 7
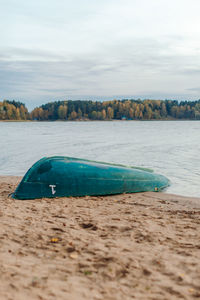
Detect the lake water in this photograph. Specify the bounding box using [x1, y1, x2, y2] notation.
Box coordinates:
[0, 121, 200, 197]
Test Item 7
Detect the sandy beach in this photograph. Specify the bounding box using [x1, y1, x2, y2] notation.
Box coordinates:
[0, 176, 200, 300]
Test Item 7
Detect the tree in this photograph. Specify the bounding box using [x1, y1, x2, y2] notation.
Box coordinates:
[134, 105, 140, 119]
[107, 107, 114, 119]
[58, 105, 67, 120]
[171, 106, 178, 118]
[15, 108, 21, 120]
[0, 103, 5, 119]
[160, 103, 167, 118]
[101, 109, 106, 120]
[129, 108, 134, 119]
[153, 109, 161, 119]
[144, 104, 153, 119]
[6, 104, 13, 119]
[20, 105, 27, 120]
[24, 98, 200, 121]
[90, 111, 97, 120]
[69, 111, 77, 120]
[77, 108, 82, 119]
[30, 107, 44, 120]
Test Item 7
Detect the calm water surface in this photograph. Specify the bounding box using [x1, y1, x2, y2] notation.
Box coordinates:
[0, 121, 200, 197]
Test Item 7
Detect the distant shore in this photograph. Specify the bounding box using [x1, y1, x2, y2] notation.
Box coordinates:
[2, 99, 200, 122]
[1, 118, 199, 122]
[0, 176, 200, 299]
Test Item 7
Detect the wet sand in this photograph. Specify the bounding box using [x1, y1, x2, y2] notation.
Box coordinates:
[0, 176, 200, 300]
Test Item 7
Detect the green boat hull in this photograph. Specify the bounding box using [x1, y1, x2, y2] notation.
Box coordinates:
[13, 156, 170, 200]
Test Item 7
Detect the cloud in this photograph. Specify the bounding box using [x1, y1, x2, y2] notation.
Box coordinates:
[1, 35, 200, 110]
[1, 47, 66, 62]
[1, 0, 200, 108]
[187, 87, 200, 92]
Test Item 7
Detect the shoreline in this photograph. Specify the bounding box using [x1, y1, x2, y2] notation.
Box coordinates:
[1, 176, 200, 299]
[1, 119, 200, 122]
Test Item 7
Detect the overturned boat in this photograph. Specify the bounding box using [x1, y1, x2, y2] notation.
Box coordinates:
[13, 156, 170, 200]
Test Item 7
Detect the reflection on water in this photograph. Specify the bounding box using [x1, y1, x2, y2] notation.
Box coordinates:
[0, 121, 200, 197]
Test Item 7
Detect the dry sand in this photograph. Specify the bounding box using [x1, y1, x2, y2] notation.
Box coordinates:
[0, 176, 200, 300]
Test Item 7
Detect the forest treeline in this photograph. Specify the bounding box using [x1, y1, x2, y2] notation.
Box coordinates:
[1, 99, 200, 121]
[0, 100, 29, 120]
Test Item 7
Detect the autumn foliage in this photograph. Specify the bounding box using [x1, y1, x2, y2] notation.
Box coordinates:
[1, 99, 200, 121]
[0, 100, 29, 120]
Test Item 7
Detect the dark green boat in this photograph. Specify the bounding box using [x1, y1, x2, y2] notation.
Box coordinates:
[13, 156, 170, 200]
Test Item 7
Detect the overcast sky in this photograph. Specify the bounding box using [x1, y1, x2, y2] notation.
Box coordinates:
[1, 0, 200, 109]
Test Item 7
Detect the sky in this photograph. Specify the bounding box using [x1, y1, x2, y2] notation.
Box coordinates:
[1, 0, 200, 110]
